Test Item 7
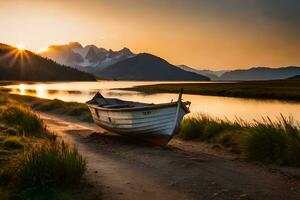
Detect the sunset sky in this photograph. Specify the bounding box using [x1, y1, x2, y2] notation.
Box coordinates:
[1, 0, 299, 70]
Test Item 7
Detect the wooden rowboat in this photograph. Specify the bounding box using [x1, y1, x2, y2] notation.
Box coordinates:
[86, 89, 190, 145]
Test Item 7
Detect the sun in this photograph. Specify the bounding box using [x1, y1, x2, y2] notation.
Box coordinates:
[17, 43, 25, 51]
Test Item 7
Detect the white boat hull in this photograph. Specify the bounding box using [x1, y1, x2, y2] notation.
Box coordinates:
[87, 103, 188, 145]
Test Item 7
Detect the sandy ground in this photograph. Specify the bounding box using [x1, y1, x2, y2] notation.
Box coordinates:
[38, 112, 300, 200]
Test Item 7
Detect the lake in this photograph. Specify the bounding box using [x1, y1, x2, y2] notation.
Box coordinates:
[2, 81, 300, 122]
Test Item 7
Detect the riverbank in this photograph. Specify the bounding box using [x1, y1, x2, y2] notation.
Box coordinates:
[177, 114, 300, 166]
[1, 92, 300, 199]
[0, 94, 101, 200]
[2, 92, 92, 122]
[38, 110, 300, 200]
[3, 92, 300, 166]
[124, 79, 300, 101]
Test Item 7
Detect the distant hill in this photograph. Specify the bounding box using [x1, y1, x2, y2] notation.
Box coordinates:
[220, 66, 300, 80]
[288, 74, 300, 80]
[178, 65, 227, 80]
[0, 43, 96, 81]
[93, 53, 210, 81]
[40, 42, 135, 69]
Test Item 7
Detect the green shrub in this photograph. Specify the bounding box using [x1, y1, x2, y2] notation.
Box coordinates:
[17, 142, 86, 188]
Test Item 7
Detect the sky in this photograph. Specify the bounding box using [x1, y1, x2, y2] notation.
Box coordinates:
[0, 0, 299, 70]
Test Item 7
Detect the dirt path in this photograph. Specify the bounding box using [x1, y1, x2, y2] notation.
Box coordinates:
[39, 112, 300, 200]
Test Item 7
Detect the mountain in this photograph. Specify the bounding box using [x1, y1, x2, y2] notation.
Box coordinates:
[40, 42, 135, 69]
[220, 66, 300, 81]
[177, 65, 227, 80]
[0, 43, 96, 81]
[93, 53, 210, 81]
[288, 74, 300, 80]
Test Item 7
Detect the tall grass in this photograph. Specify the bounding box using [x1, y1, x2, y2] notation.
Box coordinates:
[1, 93, 93, 122]
[178, 114, 244, 140]
[17, 141, 86, 188]
[32, 98, 92, 122]
[3, 136, 25, 150]
[131, 79, 300, 101]
[244, 116, 300, 166]
[0, 104, 45, 136]
[0, 95, 87, 199]
[178, 114, 300, 166]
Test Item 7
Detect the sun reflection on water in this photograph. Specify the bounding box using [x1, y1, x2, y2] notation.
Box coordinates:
[36, 85, 46, 98]
[19, 84, 26, 95]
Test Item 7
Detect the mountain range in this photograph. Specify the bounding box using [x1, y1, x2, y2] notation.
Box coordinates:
[177, 65, 227, 80]
[0, 43, 95, 81]
[40, 42, 210, 81]
[40, 42, 135, 70]
[40, 42, 300, 81]
[93, 53, 210, 81]
[220, 66, 300, 80]
[289, 74, 300, 80]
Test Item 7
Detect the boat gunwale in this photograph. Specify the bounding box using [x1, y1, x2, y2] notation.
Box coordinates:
[87, 101, 190, 113]
[91, 111, 177, 121]
[86, 101, 190, 113]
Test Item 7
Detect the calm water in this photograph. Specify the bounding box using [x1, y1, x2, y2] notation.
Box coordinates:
[2, 81, 300, 122]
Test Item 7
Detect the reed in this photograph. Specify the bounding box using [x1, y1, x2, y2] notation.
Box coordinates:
[178, 114, 300, 166]
[129, 79, 300, 101]
[3, 136, 25, 150]
[0, 100, 46, 137]
[1, 92, 93, 122]
[32, 98, 93, 122]
[177, 114, 244, 141]
[17, 141, 86, 188]
[243, 116, 300, 165]
[0, 95, 87, 199]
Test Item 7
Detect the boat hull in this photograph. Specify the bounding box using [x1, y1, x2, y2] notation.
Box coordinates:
[87, 103, 188, 145]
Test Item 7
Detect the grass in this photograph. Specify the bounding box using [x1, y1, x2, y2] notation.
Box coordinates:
[4, 93, 93, 122]
[32, 99, 92, 122]
[0, 103, 45, 137]
[126, 79, 300, 101]
[3, 136, 25, 150]
[243, 117, 300, 165]
[178, 114, 300, 166]
[17, 141, 86, 188]
[0, 94, 89, 200]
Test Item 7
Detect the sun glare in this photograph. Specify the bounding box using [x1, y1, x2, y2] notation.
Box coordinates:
[17, 43, 25, 51]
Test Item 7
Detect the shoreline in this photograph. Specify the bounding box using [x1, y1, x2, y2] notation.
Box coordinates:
[121, 79, 300, 102]
[1, 92, 300, 199]
[3, 91, 300, 165]
[38, 111, 300, 200]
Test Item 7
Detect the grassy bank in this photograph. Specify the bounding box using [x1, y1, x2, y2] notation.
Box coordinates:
[0, 96, 88, 200]
[126, 79, 300, 101]
[1, 92, 92, 122]
[2, 92, 300, 167]
[178, 114, 300, 166]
